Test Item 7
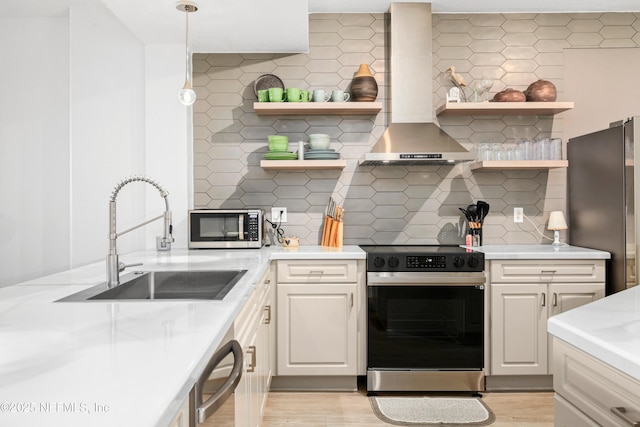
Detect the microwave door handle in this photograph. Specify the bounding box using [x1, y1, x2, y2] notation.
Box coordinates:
[238, 215, 244, 240]
[195, 340, 243, 423]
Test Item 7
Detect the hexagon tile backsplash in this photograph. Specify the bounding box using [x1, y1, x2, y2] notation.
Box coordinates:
[193, 12, 640, 246]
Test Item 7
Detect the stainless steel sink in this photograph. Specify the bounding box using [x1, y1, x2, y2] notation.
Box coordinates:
[57, 270, 247, 302]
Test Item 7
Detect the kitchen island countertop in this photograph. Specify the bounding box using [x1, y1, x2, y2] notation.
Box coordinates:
[548, 284, 640, 382]
[0, 246, 364, 427]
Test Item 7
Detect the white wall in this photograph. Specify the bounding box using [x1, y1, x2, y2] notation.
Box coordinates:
[144, 45, 192, 250]
[0, 5, 191, 287]
[69, 3, 148, 268]
[0, 17, 71, 286]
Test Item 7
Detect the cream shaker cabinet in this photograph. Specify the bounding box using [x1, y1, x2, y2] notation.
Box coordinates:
[234, 267, 274, 427]
[553, 337, 640, 426]
[275, 259, 361, 376]
[490, 259, 605, 376]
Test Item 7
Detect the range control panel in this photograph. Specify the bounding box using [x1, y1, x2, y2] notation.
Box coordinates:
[361, 246, 484, 273]
[406, 255, 447, 269]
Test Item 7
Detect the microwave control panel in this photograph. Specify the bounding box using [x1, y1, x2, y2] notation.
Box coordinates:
[248, 213, 260, 241]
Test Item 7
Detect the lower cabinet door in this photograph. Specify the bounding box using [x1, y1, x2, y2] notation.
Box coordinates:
[277, 283, 357, 376]
[491, 283, 548, 375]
[548, 283, 605, 317]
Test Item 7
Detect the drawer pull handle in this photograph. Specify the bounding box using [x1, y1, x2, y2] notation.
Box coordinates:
[541, 292, 546, 307]
[247, 346, 256, 373]
[552, 292, 557, 307]
[611, 407, 640, 426]
[541, 270, 557, 274]
[309, 270, 324, 274]
[264, 305, 271, 324]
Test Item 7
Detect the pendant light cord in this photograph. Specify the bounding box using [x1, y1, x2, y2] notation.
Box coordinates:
[184, 10, 191, 86]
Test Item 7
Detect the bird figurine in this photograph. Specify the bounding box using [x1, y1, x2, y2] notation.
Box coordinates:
[445, 66, 467, 88]
[445, 66, 468, 101]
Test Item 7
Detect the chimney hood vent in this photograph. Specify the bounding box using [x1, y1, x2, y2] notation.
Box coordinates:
[360, 3, 474, 166]
[361, 123, 475, 165]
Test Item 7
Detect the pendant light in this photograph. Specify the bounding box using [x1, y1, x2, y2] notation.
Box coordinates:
[177, 1, 198, 106]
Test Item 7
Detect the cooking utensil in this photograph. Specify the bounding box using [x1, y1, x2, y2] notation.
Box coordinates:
[477, 200, 490, 223]
[459, 207, 471, 221]
[467, 204, 478, 222]
[321, 197, 333, 246]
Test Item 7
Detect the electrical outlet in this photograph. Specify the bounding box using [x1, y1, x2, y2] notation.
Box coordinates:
[271, 207, 287, 223]
[514, 207, 524, 223]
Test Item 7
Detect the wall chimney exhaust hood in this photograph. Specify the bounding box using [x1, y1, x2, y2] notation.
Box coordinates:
[360, 3, 474, 166]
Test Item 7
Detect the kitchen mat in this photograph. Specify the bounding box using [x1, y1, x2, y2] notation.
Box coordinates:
[370, 396, 495, 426]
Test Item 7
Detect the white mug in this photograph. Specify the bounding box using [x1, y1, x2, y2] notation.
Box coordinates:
[331, 90, 350, 102]
[312, 89, 330, 102]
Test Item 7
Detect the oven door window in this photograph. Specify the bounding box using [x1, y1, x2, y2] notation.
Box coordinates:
[191, 214, 247, 242]
[367, 285, 484, 370]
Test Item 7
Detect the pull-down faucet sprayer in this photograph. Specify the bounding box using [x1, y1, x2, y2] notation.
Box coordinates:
[106, 176, 174, 288]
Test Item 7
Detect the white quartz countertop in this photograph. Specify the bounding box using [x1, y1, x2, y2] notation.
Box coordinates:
[548, 284, 640, 381]
[0, 245, 364, 427]
[466, 244, 611, 260]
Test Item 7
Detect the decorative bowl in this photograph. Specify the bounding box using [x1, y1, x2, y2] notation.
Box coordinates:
[268, 135, 288, 143]
[268, 135, 289, 151]
[492, 88, 526, 102]
[524, 79, 557, 102]
[309, 139, 331, 150]
[308, 134, 331, 149]
[268, 140, 289, 152]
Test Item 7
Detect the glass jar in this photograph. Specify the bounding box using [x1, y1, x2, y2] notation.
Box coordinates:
[550, 138, 562, 160]
[476, 143, 490, 161]
[491, 143, 504, 160]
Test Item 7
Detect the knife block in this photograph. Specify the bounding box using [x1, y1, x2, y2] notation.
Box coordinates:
[321, 217, 343, 247]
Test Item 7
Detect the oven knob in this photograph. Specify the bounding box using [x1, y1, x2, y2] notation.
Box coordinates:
[453, 256, 465, 269]
[388, 256, 399, 268]
[373, 256, 385, 268]
[467, 256, 480, 269]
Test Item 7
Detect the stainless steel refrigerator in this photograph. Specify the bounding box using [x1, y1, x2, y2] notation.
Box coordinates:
[567, 116, 639, 294]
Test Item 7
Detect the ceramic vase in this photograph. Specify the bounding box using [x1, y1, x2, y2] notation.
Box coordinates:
[349, 64, 378, 102]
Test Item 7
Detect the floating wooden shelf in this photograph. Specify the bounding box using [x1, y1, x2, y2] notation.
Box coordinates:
[260, 160, 347, 170]
[254, 102, 382, 116]
[469, 160, 568, 171]
[436, 102, 574, 116]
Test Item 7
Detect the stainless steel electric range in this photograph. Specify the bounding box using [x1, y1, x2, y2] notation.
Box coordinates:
[361, 245, 486, 393]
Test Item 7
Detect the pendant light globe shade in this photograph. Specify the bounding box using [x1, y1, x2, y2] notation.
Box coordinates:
[177, 1, 198, 106]
[179, 86, 197, 105]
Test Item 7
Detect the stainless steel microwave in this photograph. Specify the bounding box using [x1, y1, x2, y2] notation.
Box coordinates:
[188, 209, 264, 249]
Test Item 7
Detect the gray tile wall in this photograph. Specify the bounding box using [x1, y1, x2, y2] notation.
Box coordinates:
[193, 12, 640, 246]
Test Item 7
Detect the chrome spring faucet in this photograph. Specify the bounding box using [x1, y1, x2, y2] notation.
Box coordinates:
[106, 176, 174, 287]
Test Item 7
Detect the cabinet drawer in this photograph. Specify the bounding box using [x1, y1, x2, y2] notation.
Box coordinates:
[276, 260, 358, 283]
[553, 337, 640, 426]
[490, 260, 605, 283]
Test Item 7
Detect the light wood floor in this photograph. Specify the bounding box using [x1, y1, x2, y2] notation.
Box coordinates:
[263, 389, 554, 426]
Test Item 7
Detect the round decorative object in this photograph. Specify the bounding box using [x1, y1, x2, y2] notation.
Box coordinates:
[492, 88, 526, 102]
[349, 64, 378, 102]
[524, 79, 557, 102]
[253, 74, 284, 98]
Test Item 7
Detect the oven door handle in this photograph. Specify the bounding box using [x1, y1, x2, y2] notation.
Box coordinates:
[367, 271, 485, 286]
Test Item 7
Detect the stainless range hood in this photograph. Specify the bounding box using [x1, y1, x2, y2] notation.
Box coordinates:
[360, 3, 474, 166]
